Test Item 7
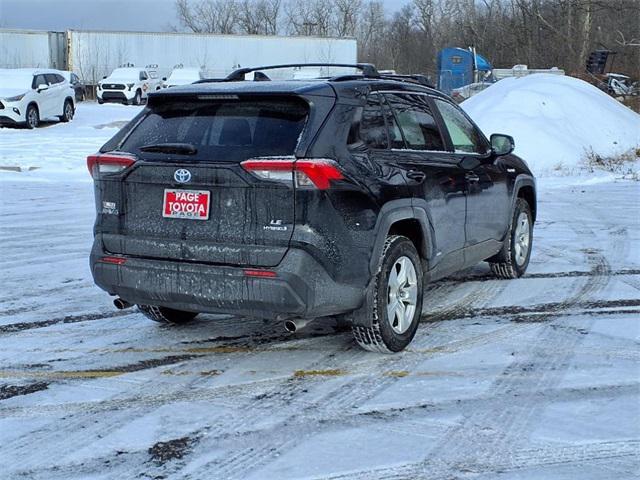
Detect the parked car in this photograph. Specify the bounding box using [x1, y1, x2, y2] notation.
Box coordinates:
[88, 63, 536, 353]
[62, 71, 87, 101]
[0, 68, 75, 128]
[97, 66, 163, 105]
[164, 67, 203, 87]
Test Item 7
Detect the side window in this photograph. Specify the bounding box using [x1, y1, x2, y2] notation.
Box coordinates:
[55, 74, 65, 84]
[45, 74, 61, 85]
[32, 74, 47, 89]
[434, 99, 488, 154]
[385, 93, 445, 151]
[380, 98, 404, 149]
[139, 71, 149, 81]
[359, 94, 388, 149]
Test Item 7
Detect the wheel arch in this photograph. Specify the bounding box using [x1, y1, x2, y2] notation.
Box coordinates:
[369, 200, 434, 275]
[514, 176, 536, 222]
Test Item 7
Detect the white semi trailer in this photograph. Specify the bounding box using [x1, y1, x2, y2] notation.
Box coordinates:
[0, 29, 357, 86]
[0, 29, 66, 70]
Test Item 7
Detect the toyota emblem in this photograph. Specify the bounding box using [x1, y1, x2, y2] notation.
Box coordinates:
[174, 169, 191, 183]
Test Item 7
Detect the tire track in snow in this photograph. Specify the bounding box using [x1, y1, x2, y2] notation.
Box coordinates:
[0, 310, 133, 334]
[178, 281, 511, 478]
[397, 236, 616, 477]
[323, 439, 640, 480]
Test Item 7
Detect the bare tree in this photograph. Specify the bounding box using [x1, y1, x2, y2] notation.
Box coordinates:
[176, 0, 239, 34]
[334, 0, 362, 37]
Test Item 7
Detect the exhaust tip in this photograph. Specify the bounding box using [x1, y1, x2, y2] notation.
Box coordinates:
[284, 320, 297, 333]
[113, 298, 133, 310]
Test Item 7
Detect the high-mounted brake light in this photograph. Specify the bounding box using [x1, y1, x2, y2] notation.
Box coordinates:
[87, 153, 137, 178]
[240, 158, 343, 190]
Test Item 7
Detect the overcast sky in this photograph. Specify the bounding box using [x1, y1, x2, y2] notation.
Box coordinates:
[0, 0, 411, 32]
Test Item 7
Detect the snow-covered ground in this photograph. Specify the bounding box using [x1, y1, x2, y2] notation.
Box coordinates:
[462, 74, 640, 176]
[1, 100, 639, 479]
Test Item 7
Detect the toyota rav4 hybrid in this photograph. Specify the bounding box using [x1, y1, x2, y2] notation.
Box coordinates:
[97, 66, 163, 105]
[89, 63, 536, 353]
[0, 68, 75, 128]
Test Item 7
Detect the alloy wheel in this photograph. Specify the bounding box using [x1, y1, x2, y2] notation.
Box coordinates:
[513, 212, 530, 266]
[387, 256, 418, 334]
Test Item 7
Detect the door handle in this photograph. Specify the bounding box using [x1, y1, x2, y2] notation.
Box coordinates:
[407, 170, 426, 182]
[465, 173, 480, 183]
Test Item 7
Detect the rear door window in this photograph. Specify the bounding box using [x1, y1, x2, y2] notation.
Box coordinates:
[44, 74, 62, 85]
[380, 98, 405, 149]
[120, 97, 308, 162]
[358, 94, 388, 149]
[384, 93, 445, 151]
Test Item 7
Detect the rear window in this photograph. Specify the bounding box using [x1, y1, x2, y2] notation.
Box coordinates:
[120, 97, 308, 162]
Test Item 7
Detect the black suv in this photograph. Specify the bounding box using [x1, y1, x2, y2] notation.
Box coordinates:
[89, 63, 535, 353]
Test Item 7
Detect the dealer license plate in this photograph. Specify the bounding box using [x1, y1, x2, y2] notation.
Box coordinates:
[162, 189, 210, 220]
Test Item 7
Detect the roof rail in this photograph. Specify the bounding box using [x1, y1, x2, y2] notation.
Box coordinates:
[196, 63, 380, 83]
[378, 74, 435, 88]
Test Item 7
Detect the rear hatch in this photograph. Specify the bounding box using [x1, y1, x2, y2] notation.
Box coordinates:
[97, 94, 317, 267]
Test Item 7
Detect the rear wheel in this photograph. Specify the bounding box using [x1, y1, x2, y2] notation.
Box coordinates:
[489, 198, 533, 279]
[138, 304, 198, 325]
[98, 98, 104, 105]
[352, 235, 423, 353]
[26, 104, 39, 129]
[59, 100, 74, 122]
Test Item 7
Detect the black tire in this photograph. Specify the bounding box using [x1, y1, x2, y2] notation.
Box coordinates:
[132, 90, 142, 106]
[98, 98, 104, 104]
[59, 100, 74, 122]
[352, 235, 423, 353]
[489, 198, 533, 279]
[25, 104, 39, 129]
[138, 304, 198, 325]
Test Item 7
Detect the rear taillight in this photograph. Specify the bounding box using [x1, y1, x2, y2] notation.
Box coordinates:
[87, 153, 136, 178]
[240, 158, 343, 190]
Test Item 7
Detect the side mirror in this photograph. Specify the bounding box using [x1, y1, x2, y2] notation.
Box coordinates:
[102, 75, 107, 79]
[37, 84, 49, 92]
[162, 77, 167, 81]
[490, 133, 515, 156]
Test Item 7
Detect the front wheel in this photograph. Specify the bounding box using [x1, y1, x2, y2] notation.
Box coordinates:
[352, 235, 423, 353]
[138, 305, 198, 325]
[132, 90, 142, 106]
[25, 104, 39, 129]
[489, 198, 533, 279]
[59, 100, 74, 122]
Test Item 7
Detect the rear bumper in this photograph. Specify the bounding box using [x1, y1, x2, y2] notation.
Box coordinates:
[90, 240, 364, 320]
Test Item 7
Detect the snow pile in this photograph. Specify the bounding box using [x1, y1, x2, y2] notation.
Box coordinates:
[462, 74, 640, 175]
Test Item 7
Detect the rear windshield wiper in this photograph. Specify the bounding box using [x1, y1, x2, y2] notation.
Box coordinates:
[139, 143, 198, 155]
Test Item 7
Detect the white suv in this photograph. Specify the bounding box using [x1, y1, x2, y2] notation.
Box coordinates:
[98, 66, 163, 105]
[0, 68, 75, 129]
